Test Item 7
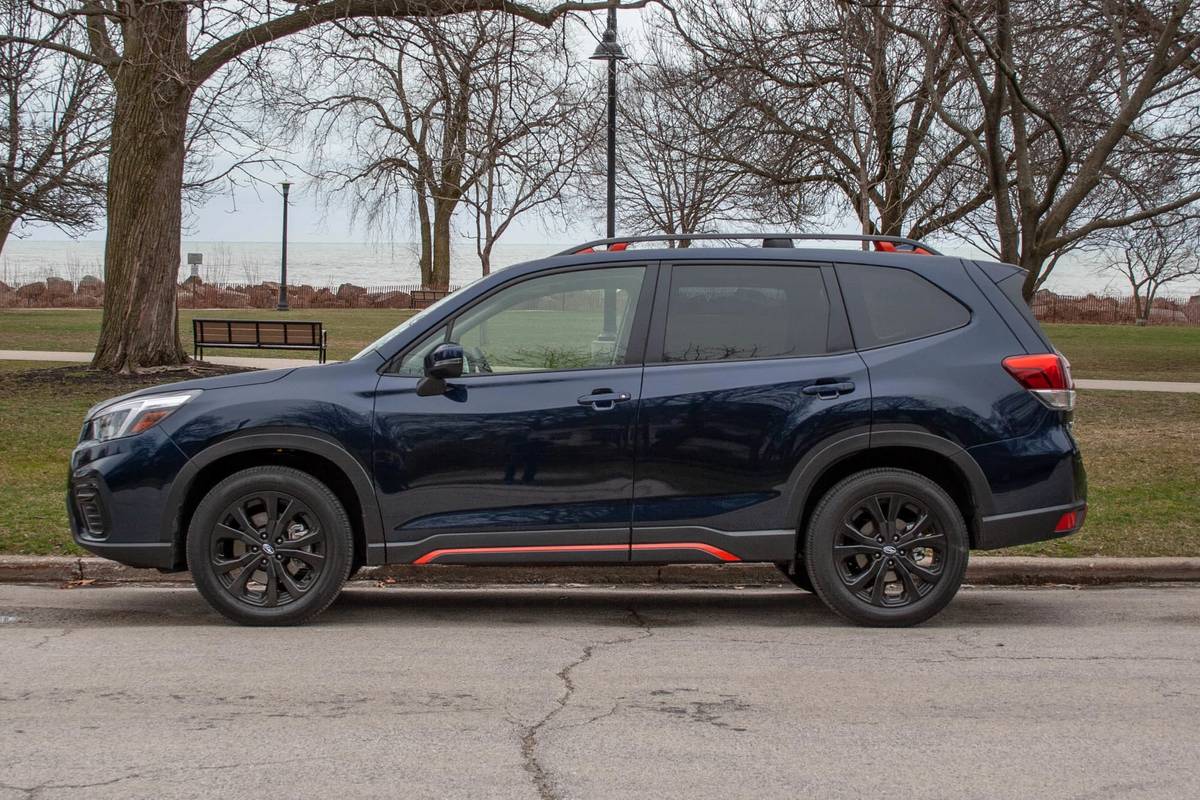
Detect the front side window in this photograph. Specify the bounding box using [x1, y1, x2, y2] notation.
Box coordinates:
[396, 266, 646, 376]
[661, 264, 830, 362]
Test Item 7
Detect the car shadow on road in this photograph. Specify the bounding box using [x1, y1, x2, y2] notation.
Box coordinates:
[315, 585, 1082, 629]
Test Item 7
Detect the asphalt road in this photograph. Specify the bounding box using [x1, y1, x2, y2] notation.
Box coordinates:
[1, 584, 1198, 800]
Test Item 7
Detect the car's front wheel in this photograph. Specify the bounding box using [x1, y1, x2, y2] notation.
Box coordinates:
[804, 468, 969, 627]
[187, 466, 353, 626]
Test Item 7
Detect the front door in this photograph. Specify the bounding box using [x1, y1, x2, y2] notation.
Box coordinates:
[373, 264, 655, 564]
[632, 261, 872, 563]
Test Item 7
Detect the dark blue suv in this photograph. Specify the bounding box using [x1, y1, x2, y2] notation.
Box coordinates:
[68, 234, 1086, 626]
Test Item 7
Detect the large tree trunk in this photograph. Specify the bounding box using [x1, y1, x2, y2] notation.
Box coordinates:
[92, 6, 190, 372]
[430, 199, 454, 289]
[0, 215, 13, 258]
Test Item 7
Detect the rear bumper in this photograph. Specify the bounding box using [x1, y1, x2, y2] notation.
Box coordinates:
[975, 502, 1087, 550]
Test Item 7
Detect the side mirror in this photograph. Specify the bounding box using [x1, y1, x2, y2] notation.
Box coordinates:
[417, 342, 463, 397]
[425, 342, 464, 380]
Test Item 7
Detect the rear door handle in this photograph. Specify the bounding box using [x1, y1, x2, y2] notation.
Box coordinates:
[802, 381, 856, 399]
[577, 389, 632, 410]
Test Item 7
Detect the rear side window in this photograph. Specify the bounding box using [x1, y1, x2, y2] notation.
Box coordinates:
[837, 264, 969, 348]
[661, 264, 830, 362]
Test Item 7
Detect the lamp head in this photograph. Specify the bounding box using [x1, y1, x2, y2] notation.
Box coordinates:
[590, 28, 628, 61]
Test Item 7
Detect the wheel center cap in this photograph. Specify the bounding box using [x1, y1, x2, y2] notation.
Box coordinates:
[882, 545, 898, 556]
[261, 542, 276, 556]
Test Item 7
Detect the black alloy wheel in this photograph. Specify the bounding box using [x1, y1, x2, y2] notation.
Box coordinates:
[210, 491, 327, 608]
[188, 467, 352, 626]
[834, 492, 946, 607]
[805, 468, 968, 627]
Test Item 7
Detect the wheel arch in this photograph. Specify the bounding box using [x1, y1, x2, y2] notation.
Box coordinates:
[164, 431, 385, 571]
[786, 431, 993, 552]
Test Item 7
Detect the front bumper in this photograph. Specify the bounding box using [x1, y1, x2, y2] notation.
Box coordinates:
[68, 427, 190, 571]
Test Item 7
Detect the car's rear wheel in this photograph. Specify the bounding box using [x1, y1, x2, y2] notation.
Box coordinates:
[804, 468, 968, 627]
[187, 466, 353, 626]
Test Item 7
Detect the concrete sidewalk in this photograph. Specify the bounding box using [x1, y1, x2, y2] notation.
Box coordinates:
[2, 554, 1198, 586]
[0, 349, 322, 369]
[3, 349, 1200, 391]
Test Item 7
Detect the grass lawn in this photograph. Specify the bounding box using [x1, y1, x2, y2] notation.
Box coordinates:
[1043, 323, 1200, 382]
[1, 357, 1196, 557]
[2, 310, 1199, 380]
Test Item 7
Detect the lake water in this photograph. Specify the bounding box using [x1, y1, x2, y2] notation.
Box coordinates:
[2, 238, 1197, 296]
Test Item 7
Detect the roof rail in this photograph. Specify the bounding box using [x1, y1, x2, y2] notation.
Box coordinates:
[558, 233, 941, 256]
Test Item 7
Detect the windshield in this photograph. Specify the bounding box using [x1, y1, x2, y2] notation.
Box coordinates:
[351, 276, 486, 360]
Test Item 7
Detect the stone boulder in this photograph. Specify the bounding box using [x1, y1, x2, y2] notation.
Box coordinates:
[181, 275, 204, 289]
[369, 290, 412, 309]
[336, 283, 367, 304]
[213, 289, 250, 308]
[67, 294, 102, 308]
[246, 284, 277, 308]
[16, 281, 46, 301]
[77, 275, 104, 296]
[310, 288, 345, 308]
[45, 276, 73, 299]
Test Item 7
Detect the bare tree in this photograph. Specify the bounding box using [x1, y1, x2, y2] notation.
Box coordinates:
[463, 39, 598, 275]
[298, 12, 599, 286]
[908, 0, 1200, 299]
[660, 1, 987, 239]
[3, 1, 650, 371]
[592, 58, 751, 242]
[0, 1, 107, 254]
[1097, 213, 1200, 323]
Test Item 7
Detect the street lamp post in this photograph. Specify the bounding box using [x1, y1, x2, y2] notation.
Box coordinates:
[277, 181, 291, 312]
[591, 10, 627, 343]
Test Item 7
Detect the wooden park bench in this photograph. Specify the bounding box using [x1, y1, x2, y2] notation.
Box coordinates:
[193, 319, 328, 363]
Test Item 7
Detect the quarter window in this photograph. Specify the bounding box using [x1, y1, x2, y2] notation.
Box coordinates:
[661, 265, 830, 362]
[836, 264, 970, 348]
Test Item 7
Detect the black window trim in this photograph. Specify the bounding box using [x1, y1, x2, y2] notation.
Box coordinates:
[833, 261, 973, 352]
[643, 259, 853, 368]
[380, 261, 660, 378]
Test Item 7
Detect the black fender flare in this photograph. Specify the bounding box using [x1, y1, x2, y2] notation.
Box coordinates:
[783, 428, 995, 537]
[164, 430, 386, 566]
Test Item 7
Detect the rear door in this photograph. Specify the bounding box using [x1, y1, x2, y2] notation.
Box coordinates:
[631, 260, 871, 563]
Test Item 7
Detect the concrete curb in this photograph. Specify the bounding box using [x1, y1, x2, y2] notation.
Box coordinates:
[2, 555, 1198, 587]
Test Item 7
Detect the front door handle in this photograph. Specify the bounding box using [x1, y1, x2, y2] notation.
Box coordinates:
[802, 380, 856, 399]
[578, 389, 632, 410]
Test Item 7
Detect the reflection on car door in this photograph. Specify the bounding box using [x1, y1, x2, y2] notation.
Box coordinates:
[632, 261, 872, 563]
[373, 264, 656, 564]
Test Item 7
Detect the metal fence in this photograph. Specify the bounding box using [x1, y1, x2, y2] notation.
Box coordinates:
[1031, 292, 1199, 325]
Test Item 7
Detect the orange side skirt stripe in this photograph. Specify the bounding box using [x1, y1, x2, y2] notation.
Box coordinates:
[411, 542, 741, 565]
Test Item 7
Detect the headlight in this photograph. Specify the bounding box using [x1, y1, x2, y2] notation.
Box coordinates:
[83, 391, 199, 442]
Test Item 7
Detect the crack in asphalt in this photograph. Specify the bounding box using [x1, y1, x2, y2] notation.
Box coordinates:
[517, 607, 653, 800]
[0, 773, 141, 799]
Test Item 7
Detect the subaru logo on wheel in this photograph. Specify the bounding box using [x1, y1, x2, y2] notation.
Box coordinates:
[882, 545, 898, 556]
[261, 542, 276, 556]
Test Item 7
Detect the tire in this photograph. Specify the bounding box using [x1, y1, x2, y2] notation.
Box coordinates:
[187, 466, 353, 626]
[775, 561, 815, 592]
[804, 468, 969, 627]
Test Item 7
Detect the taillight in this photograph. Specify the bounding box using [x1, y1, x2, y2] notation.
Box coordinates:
[1002, 353, 1076, 411]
